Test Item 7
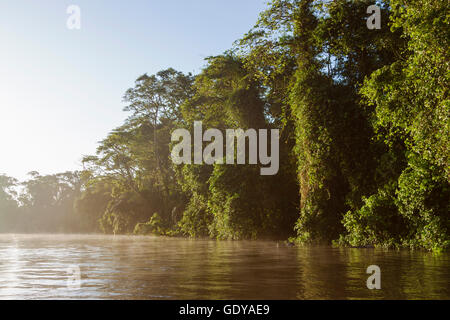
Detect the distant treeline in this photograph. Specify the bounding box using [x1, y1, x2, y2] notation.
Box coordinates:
[1, 0, 448, 251]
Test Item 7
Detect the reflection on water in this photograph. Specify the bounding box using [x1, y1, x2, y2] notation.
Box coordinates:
[0, 234, 448, 299]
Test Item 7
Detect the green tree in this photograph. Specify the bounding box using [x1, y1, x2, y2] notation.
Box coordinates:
[0, 175, 19, 232]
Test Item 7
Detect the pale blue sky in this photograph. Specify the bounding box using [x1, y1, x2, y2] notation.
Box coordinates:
[0, 0, 268, 181]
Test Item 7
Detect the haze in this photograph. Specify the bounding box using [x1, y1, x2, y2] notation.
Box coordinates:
[0, 0, 266, 181]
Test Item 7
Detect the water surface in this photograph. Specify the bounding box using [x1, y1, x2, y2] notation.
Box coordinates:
[0, 234, 448, 299]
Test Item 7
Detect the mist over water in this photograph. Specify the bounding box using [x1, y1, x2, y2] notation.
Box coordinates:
[0, 234, 448, 300]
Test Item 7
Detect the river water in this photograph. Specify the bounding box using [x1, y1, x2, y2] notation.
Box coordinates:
[0, 234, 448, 300]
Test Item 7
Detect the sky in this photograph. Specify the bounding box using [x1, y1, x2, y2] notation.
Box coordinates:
[0, 0, 268, 181]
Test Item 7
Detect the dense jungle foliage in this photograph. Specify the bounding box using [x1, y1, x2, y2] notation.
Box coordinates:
[1, 0, 448, 251]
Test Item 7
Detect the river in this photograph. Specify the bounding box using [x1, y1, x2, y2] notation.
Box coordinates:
[0, 234, 448, 299]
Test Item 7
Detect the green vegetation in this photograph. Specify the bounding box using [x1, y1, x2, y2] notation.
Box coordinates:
[0, 0, 448, 251]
